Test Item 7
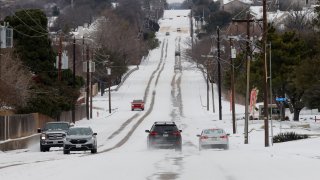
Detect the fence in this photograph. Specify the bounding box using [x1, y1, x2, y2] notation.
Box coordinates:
[0, 104, 86, 141]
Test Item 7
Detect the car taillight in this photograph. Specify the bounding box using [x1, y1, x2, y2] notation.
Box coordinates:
[220, 135, 228, 139]
[200, 136, 208, 139]
[172, 131, 181, 136]
[150, 131, 157, 136]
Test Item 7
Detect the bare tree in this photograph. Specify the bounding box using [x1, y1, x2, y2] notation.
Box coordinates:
[94, 10, 144, 65]
[0, 52, 33, 110]
[284, 9, 314, 34]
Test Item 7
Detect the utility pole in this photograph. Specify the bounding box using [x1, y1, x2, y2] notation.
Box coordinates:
[206, 60, 210, 111]
[232, 12, 263, 143]
[245, 12, 251, 144]
[263, 0, 269, 147]
[217, 26, 222, 120]
[90, 70, 93, 118]
[107, 66, 112, 114]
[86, 45, 90, 120]
[0, 42, 1, 80]
[72, 36, 76, 123]
[190, 7, 196, 67]
[230, 38, 236, 134]
[269, 42, 273, 145]
[108, 77, 111, 114]
[58, 34, 62, 81]
[90, 48, 93, 119]
[201, 54, 215, 112]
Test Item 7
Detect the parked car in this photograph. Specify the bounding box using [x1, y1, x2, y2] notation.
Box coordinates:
[131, 99, 144, 111]
[37, 121, 72, 152]
[197, 128, 229, 150]
[63, 126, 97, 154]
[145, 121, 182, 151]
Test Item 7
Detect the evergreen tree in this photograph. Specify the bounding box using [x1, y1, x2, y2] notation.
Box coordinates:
[5, 9, 84, 118]
[250, 28, 310, 121]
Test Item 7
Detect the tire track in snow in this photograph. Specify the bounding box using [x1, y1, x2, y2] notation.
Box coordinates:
[147, 36, 187, 180]
[105, 39, 168, 141]
[99, 39, 169, 152]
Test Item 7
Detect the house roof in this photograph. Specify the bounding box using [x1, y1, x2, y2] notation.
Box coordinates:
[222, 0, 254, 5]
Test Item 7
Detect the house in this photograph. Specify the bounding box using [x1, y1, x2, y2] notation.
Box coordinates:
[219, 0, 253, 13]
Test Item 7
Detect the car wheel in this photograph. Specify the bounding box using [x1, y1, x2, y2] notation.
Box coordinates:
[131, 108, 134, 111]
[142, 108, 144, 111]
[63, 149, 70, 154]
[224, 144, 229, 150]
[40, 145, 46, 152]
[91, 147, 97, 154]
[147, 141, 151, 150]
[175, 145, 182, 152]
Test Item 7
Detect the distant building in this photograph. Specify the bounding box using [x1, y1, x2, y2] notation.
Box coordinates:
[219, 0, 253, 13]
[287, 0, 317, 7]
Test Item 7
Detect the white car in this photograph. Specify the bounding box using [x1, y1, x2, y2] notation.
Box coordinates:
[197, 128, 229, 150]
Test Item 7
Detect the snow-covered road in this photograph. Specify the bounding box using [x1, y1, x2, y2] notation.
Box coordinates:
[1, 10, 320, 180]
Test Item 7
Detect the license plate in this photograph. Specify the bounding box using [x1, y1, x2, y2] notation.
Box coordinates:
[163, 134, 169, 137]
[76, 144, 81, 148]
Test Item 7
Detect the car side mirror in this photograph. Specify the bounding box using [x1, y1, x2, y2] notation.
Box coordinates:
[93, 133, 97, 136]
[145, 130, 150, 133]
[196, 134, 201, 137]
[37, 128, 41, 133]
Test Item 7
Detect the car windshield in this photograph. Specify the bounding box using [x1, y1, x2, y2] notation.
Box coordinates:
[44, 123, 69, 131]
[202, 129, 224, 136]
[133, 100, 143, 103]
[152, 125, 178, 133]
[67, 128, 93, 135]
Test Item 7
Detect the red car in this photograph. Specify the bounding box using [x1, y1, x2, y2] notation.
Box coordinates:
[131, 99, 144, 111]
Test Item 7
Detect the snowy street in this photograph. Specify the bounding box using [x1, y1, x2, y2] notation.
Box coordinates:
[1, 10, 320, 180]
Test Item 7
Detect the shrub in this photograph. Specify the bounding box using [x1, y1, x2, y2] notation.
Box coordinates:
[272, 132, 308, 143]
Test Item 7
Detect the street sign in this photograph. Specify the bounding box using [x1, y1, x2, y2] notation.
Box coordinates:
[276, 97, 286, 102]
[0, 26, 13, 48]
[83, 61, 95, 72]
[231, 48, 236, 58]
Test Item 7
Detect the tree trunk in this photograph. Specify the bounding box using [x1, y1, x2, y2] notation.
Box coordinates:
[293, 108, 301, 121]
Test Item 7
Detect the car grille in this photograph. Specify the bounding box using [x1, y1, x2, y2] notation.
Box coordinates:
[47, 133, 65, 140]
[70, 139, 87, 144]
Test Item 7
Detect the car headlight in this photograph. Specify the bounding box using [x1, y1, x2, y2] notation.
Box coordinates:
[41, 134, 46, 140]
[86, 137, 94, 141]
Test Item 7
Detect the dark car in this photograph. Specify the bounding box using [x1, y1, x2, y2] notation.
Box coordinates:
[145, 121, 182, 151]
[63, 126, 97, 154]
[37, 122, 72, 152]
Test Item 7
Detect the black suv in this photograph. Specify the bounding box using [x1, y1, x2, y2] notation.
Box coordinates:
[145, 121, 182, 151]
